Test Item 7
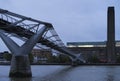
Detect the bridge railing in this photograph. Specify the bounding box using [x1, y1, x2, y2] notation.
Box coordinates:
[0, 8, 65, 48]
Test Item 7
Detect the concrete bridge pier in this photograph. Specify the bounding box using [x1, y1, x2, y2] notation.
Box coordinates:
[0, 26, 47, 77]
[71, 59, 80, 66]
[9, 55, 32, 77]
[70, 54, 86, 66]
[71, 58, 85, 66]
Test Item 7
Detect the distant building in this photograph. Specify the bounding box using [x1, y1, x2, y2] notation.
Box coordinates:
[67, 41, 120, 47]
[67, 41, 106, 47]
[32, 49, 52, 63]
[67, 41, 120, 62]
[0, 52, 4, 61]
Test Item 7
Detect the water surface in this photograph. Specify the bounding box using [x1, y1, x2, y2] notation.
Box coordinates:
[0, 65, 120, 81]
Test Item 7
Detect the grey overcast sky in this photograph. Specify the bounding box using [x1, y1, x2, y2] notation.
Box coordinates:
[0, 0, 120, 51]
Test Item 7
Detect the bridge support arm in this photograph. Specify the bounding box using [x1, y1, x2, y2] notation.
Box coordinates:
[0, 26, 47, 77]
[59, 47, 86, 65]
[0, 30, 19, 54]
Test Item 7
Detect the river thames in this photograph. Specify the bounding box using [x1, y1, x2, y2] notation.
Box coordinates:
[0, 65, 120, 81]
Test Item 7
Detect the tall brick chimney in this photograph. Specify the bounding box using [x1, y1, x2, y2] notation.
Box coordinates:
[106, 7, 116, 63]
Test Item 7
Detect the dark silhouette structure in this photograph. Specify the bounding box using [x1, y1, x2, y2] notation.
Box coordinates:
[106, 7, 116, 63]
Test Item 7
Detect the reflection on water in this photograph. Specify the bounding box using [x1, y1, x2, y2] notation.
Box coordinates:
[92, 66, 120, 81]
[10, 78, 32, 81]
[37, 66, 74, 81]
[9, 66, 73, 81]
[0, 65, 120, 81]
[106, 67, 115, 81]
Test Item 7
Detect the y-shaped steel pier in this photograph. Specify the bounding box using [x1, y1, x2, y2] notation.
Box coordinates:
[0, 26, 47, 77]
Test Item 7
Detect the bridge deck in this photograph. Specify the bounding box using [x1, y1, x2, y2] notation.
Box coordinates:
[0, 18, 74, 57]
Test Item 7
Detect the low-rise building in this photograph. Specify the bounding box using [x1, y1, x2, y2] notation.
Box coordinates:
[32, 49, 52, 63]
[67, 41, 120, 63]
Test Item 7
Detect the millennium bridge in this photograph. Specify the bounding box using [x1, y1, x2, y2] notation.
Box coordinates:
[0, 9, 85, 77]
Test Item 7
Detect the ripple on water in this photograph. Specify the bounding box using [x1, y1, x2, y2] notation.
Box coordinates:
[1, 65, 120, 81]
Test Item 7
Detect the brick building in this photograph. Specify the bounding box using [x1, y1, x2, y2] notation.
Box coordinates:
[31, 49, 52, 63]
[67, 41, 120, 62]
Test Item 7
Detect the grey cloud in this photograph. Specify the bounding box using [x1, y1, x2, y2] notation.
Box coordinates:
[0, 0, 120, 51]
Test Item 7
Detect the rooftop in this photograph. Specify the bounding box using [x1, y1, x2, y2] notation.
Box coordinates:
[67, 41, 120, 47]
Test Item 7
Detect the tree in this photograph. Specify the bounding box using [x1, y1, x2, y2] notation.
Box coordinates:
[3, 52, 12, 61]
[88, 55, 100, 63]
[29, 53, 34, 63]
[116, 56, 120, 63]
[58, 54, 71, 63]
[49, 55, 59, 63]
